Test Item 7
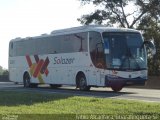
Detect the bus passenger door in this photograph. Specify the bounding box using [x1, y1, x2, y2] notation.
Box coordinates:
[96, 42, 106, 86]
[89, 68, 105, 86]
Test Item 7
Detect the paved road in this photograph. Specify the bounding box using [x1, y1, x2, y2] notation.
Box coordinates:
[0, 82, 160, 102]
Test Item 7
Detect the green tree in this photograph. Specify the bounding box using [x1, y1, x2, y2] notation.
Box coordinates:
[2, 70, 9, 76]
[0, 66, 3, 75]
[138, 16, 160, 75]
[78, 0, 160, 28]
[78, 0, 160, 75]
[0, 66, 9, 76]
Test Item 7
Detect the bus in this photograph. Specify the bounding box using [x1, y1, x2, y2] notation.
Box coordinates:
[9, 25, 156, 92]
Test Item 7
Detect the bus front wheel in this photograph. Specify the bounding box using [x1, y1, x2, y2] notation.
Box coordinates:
[111, 85, 123, 92]
[77, 74, 90, 91]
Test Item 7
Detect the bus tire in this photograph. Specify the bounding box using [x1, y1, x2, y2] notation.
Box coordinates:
[77, 74, 90, 91]
[23, 73, 31, 88]
[111, 85, 123, 92]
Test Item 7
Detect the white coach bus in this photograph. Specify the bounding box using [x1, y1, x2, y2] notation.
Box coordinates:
[9, 25, 155, 92]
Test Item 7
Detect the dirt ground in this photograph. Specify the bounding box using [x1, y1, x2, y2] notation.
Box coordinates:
[145, 76, 160, 89]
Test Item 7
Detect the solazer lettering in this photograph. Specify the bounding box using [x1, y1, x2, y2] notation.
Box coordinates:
[54, 57, 75, 64]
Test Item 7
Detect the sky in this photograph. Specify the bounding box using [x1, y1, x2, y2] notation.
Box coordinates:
[0, 0, 135, 69]
[0, 0, 95, 69]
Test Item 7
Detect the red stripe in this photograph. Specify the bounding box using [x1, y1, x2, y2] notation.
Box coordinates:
[40, 57, 50, 74]
[33, 59, 44, 78]
[26, 55, 32, 67]
[45, 69, 49, 76]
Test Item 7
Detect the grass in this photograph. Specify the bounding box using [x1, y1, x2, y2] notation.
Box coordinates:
[0, 90, 159, 120]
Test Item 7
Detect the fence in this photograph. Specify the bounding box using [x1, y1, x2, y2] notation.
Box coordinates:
[0, 75, 9, 82]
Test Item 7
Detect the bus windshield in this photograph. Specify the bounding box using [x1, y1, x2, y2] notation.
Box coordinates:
[103, 32, 147, 70]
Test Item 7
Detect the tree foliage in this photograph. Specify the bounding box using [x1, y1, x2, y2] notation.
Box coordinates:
[0, 66, 3, 75]
[2, 70, 9, 75]
[0, 66, 8, 76]
[78, 0, 160, 28]
[138, 16, 160, 75]
[78, 0, 160, 76]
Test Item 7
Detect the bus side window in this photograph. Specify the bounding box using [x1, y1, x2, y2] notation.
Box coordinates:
[11, 42, 13, 49]
[73, 32, 88, 52]
[9, 42, 14, 57]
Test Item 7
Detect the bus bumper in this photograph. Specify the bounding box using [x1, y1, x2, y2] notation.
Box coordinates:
[105, 76, 147, 87]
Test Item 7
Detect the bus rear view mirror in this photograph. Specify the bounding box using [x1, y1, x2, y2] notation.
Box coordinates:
[143, 40, 156, 56]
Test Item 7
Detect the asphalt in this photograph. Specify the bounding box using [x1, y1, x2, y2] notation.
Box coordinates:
[0, 82, 160, 102]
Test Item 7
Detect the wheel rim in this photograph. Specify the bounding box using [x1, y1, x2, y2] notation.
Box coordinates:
[26, 78, 30, 87]
[79, 77, 86, 90]
[24, 75, 30, 87]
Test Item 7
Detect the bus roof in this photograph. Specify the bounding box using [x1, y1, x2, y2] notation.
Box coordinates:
[11, 25, 140, 42]
[51, 25, 139, 34]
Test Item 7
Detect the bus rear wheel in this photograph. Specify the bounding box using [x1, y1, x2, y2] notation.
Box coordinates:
[78, 74, 90, 91]
[23, 73, 31, 88]
[23, 73, 38, 88]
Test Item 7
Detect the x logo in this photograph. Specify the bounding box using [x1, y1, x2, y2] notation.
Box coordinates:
[26, 55, 50, 83]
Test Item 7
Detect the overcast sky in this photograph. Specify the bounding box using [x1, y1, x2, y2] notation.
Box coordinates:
[0, 0, 95, 69]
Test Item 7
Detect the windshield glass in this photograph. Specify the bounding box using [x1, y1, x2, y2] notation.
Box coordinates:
[102, 32, 147, 70]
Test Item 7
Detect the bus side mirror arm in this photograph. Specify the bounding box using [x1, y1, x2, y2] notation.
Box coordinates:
[142, 40, 156, 56]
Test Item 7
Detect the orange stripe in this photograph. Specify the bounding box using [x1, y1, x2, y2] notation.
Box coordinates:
[33, 60, 44, 78]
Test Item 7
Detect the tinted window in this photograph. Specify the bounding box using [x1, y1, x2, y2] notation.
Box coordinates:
[102, 32, 147, 70]
[12, 32, 88, 56]
[89, 31, 104, 68]
[9, 42, 14, 57]
[61, 32, 88, 53]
